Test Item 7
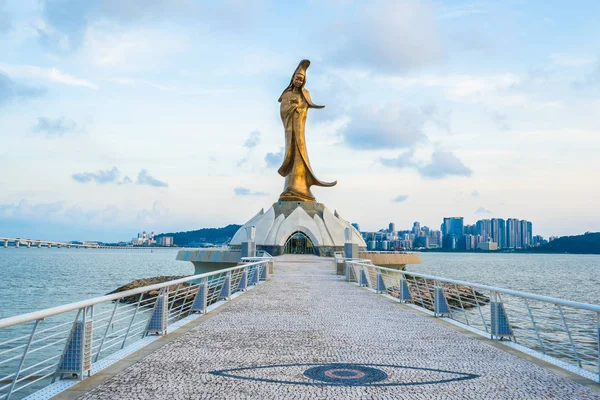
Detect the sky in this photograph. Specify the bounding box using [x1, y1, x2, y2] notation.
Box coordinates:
[0, 0, 599, 242]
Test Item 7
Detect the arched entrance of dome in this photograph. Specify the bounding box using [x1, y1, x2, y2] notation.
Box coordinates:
[283, 231, 315, 255]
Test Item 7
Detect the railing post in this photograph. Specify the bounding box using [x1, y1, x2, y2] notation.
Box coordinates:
[55, 307, 93, 380]
[191, 279, 208, 313]
[219, 273, 231, 300]
[434, 284, 450, 317]
[376, 272, 386, 293]
[6, 319, 41, 400]
[399, 277, 412, 303]
[237, 267, 248, 292]
[249, 265, 260, 286]
[359, 267, 368, 287]
[145, 290, 168, 336]
[259, 262, 267, 281]
[490, 292, 513, 341]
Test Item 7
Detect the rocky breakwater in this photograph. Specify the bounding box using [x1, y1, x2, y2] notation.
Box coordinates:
[108, 276, 195, 306]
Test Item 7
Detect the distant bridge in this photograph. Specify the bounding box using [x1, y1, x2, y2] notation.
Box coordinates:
[0, 237, 180, 249]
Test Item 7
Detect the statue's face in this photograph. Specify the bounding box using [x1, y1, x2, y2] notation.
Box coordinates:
[293, 73, 304, 88]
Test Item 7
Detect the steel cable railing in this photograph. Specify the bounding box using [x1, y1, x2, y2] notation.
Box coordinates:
[0, 259, 270, 400]
[345, 260, 600, 383]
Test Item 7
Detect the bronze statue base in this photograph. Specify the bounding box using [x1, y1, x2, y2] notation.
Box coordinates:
[278, 188, 315, 202]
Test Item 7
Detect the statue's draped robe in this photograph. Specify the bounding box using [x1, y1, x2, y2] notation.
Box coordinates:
[278, 88, 335, 202]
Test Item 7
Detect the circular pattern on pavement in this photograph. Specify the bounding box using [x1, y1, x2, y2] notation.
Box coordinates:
[303, 363, 388, 385]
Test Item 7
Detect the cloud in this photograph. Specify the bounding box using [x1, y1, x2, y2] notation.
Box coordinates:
[418, 150, 472, 179]
[234, 187, 267, 196]
[243, 130, 261, 149]
[380, 149, 416, 168]
[0, 198, 168, 241]
[490, 111, 510, 130]
[72, 167, 122, 184]
[38, 1, 263, 53]
[137, 169, 168, 188]
[33, 116, 80, 136]
[330, 0, 442, 72]
[574, 60, 600, 89]
[137, 200, 168, 224]
[341, 105, 427, 150]
[0, 71, 45, 106]
[380, 150, 472, 179]
[471, 190, 479, 197]
[375, 73, 521, 101]
[265, 147, 284, 168]
[421, 103, 451, 132]
[238, 130, 262, 166]
[0, 63, 97, 89]
[475, 207, 493, 214]
[0, 199, 64, 219]
[393, 195, 409, 203]
[72, 167, 167, 187]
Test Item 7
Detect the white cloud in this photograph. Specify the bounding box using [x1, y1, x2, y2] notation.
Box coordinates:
[330, 0, 442, 72]
[375, 73, 521, 100]
[81, 25, 188, 69]
[0, 63, 97, 89]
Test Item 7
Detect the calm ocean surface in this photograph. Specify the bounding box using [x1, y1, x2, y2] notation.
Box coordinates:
[0, 249, 598, 320]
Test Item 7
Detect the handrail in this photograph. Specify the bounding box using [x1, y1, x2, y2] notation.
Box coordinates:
[346, 259, 600, 383]
[0, 261, 263, 330]
[347, 261, 600, 313]
[0, 259, 270, 400]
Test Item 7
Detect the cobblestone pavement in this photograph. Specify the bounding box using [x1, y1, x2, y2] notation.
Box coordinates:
[78, 255, 600, 399]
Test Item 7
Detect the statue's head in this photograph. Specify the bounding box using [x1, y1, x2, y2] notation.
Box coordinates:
[278, 59, 324, 108]
[292, 72, 305, 88]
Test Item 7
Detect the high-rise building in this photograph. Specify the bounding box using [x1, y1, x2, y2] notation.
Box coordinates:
[491, 218, 506, 248]
[520, 220, 533, 248]
[464, 234, 476, 250]
[464, 224, 476, 235]
[351, 223, 361, 232]
[476, 219, 492, 241]
[429, 230, 442, 248]
[412, 221, 421, 235]
[388, 222, 396, 234]
[506, 218, 518, 248]
[442, 217, 464, 249]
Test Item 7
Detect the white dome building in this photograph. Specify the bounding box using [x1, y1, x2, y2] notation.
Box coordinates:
[230, 201, 366, 256]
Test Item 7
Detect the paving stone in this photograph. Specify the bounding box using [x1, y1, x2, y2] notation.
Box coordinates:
[78, 255, 600, 399]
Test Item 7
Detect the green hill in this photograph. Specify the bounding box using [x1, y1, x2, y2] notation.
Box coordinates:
[155, 224, 241, 247]
[531, 232, 600, 254]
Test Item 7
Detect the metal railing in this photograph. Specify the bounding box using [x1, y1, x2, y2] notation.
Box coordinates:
[0, 259, 270, 400]
[345, 260, 600, 383]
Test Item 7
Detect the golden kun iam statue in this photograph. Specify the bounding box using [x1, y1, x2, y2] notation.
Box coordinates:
[277, 59, 336, 202]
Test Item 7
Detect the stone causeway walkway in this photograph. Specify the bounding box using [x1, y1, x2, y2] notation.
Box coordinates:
[71, 255, 599, 399]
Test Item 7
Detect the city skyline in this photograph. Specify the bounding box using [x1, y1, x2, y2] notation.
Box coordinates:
[359, 215, 542, 251]
[1, 1, 600, 241]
